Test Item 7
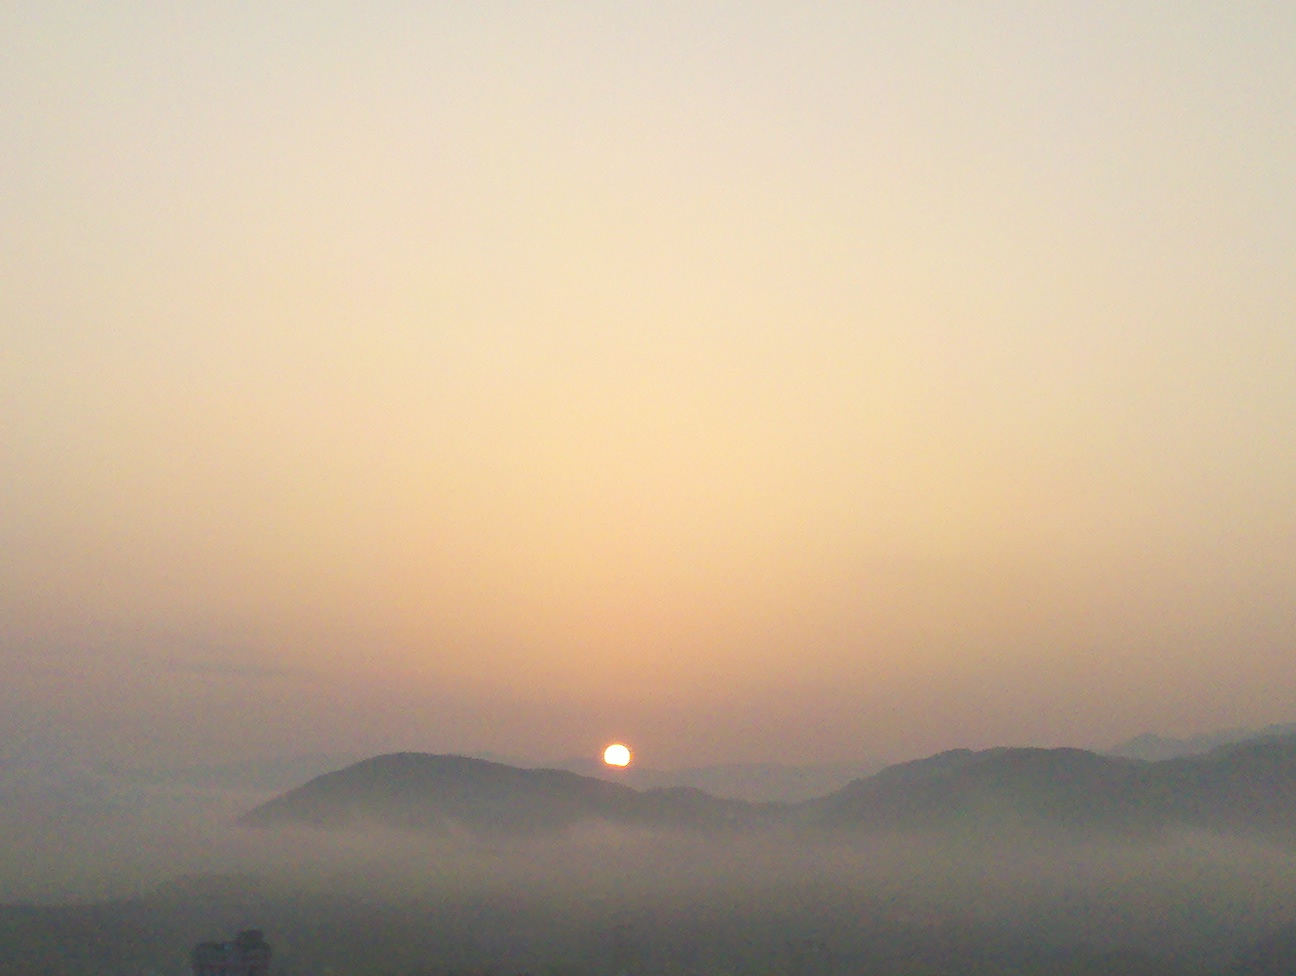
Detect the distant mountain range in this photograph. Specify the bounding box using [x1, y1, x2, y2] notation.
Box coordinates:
[239, 753, 762, 834]
[520, 756, 885, 803]
[1107, 722, 1296, 761]
[241, 733, 1296, 839]
[18, 718, 1292, 821]
[807, 734, 1296, 836]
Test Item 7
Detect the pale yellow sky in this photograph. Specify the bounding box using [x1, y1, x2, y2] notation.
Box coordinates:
[3, 3, 1294, 768]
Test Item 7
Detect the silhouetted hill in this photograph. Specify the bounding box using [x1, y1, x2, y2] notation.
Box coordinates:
[810, 734, 1296, 837]
[241, 737, 1296, 840]
[536, 755, 883, 803]
[809, 747, 1144, 833]
[1146, 733, 1296, 834]
[239, 753, 761, 834]
[1110, 723, 1296, 761]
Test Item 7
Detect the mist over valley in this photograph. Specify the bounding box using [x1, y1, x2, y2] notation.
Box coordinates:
[8, 732, 1296, 974]
[6, 2, 1296, 972]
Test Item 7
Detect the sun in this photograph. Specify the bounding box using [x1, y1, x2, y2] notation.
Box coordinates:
[602, 743, 632, 768]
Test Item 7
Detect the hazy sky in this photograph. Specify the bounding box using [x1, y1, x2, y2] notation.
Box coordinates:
[4, 3, 1294, 770]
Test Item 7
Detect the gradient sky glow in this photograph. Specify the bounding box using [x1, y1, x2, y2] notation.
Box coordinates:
[4, 3, 1295, 769]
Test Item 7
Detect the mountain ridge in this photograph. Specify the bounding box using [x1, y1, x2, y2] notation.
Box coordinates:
[1108, 722, 1296, 761]
[239, 752, 763, 834]
[241, 734, 1296, 839]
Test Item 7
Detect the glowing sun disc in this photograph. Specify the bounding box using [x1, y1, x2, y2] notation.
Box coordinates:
[603, 743, 632, 767]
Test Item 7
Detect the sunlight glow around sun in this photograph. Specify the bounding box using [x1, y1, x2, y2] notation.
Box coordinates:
[603, 743, 632, 767]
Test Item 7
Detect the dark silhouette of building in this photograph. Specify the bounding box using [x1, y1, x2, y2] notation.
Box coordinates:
[191, 929, 271, 976]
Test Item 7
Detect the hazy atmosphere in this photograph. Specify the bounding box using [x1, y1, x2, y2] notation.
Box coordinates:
[4, 3, 1295, 773]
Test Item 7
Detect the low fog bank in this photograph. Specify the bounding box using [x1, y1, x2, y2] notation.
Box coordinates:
[0, 753, 358, 901]
[8, 744, 1296, 974]
[6, 800, 1296, 974]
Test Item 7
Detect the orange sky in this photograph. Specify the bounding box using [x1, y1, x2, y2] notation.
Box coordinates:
[3, 4, 1294, 769]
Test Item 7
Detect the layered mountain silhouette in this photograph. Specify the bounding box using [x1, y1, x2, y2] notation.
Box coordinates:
[1109, 722, 1296, 761]
[241, 734, 1296, 839]
[533, 755, 883, 803]
[807, 736, 1291, 835]
[239, 753, 761, 834]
